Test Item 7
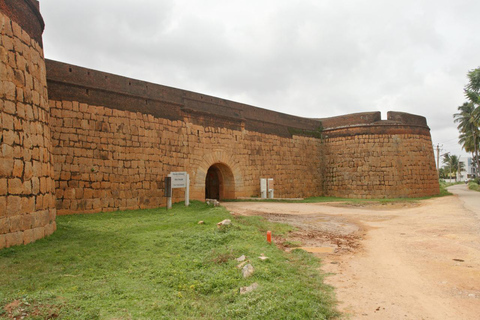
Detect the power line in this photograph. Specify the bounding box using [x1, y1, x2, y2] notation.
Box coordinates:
[438, 137, 459, 144]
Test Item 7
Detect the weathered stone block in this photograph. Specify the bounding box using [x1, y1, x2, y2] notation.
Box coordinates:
[0, 158, 13, 177]
[5, 231, 23, 247]
[32, 226, 45, 241]
[21, 213, 33, 230]
[3, 100, 15, 114]
[23, 197, 35, 214]
[23, 161, 33, 180]
[6, 195, 22, 216]
[0, 179, 6, 196]
[0, 217, 8, 234]
[8, 215, 22, 233]
[23, 228, 34, 245]
[32, 210, 49, 228]
[8, 178, 24, 194]
[44, 222, 55, 236]
[0, 234, 5, 249]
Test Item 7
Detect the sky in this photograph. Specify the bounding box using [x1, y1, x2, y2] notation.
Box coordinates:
[39, 0, 480, 164]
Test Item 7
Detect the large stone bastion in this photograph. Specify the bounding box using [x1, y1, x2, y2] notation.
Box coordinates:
[0, 0, 56, 249]
[320, 111, 440, 199]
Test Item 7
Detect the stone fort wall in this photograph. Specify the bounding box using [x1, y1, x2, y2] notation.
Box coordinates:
[1, 1, 439, 248]
[46, 60, 324, 215]
[0, 0, 56, 249]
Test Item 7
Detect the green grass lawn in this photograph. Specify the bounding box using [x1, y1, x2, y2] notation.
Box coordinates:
[0, 202, 338, 319]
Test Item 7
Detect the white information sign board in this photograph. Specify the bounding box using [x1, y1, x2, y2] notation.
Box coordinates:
[260, 178, 267, 199]
[167, 172, 190, 208]
[170, 171, 188, 188]
[267, 178, 274, 199]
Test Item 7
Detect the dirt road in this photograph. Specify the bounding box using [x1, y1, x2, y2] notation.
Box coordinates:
[223, 187, 480, 319]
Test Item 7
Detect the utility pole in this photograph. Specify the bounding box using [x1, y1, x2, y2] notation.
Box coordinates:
[434, 144, 442, 178]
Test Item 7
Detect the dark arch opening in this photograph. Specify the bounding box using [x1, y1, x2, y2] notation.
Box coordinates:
[205, 163, 235, 200]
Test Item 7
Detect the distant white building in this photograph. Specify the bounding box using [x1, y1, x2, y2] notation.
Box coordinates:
[458, 157, 476, 181]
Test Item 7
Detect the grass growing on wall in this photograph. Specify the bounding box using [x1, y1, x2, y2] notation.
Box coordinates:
[0, 202, 338, 319]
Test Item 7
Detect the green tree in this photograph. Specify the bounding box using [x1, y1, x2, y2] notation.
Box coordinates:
[442, 154, 464, 181]
[465, 67, 480, 97]
[454, 102, 479, 172]
[455, 67, 480, 176]
[438, 167, 446, 179]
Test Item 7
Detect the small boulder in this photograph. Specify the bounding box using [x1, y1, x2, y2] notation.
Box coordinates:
[237, 261, 247, 269]
[258, 253, 269, 261]
[242, 264, 254, 278]
[240, 282, 259, 295]
[198, 221, 204, 224]
[206, 199, 220, 207]
[217, 219, 231, 228]
[236, 255, 246, 262]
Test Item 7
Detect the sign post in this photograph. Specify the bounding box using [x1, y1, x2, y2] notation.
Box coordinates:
[185, 174, 190, 206]
[167, 172, 190, 208]
[165, 177, 172, 209]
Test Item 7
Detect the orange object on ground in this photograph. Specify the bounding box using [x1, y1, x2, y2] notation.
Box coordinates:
[267, 230, 272, 244]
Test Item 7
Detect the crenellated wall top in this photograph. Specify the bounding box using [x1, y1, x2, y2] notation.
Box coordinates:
[318, 111, 429, 130]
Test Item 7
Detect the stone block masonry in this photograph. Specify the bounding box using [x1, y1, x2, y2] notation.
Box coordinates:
[322, 112, 440, 198]
[0, 1, 56, 250]
[46, 60, 324, 215]
[49, 97, 323, 214]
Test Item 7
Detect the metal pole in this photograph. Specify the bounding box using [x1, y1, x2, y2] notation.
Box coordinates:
[185, 174, 190, 206]
[165, 176, 172, 210]
[436, 144, 440, 176]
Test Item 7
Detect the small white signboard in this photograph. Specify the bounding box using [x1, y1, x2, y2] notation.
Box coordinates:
[267, 178, 274, 199]
[260, 178, 267, 199]
[170, 171, 188, 188]
[167, 171, 190, 208]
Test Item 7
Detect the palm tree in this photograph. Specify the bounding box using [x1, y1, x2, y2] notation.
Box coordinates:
[442, 154, 463, 181]
[438, 167, 446, 179]
[466, 67, 480, 94]
[457, 67, 480, 176]
[454, 102, 479, 176]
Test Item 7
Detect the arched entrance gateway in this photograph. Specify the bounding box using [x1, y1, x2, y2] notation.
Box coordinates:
[205, 163, 235, 200]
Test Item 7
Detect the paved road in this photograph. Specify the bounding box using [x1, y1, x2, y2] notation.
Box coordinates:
[448, 184, 480, 220]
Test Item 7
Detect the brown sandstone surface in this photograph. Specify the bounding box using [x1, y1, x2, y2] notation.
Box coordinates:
[324, 132, 439, 199]
[224, 186, 480, 319]
[0, 7, 56, 249]
[49, 99, 323, 214]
